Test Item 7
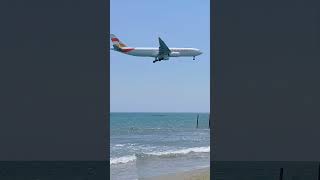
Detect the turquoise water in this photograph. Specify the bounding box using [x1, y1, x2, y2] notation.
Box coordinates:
[110, 112, 210, 180]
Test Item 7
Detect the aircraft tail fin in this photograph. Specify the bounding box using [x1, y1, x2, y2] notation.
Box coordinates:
[110, 34, 127, 49]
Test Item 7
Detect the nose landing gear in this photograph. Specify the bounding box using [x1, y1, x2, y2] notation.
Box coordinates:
[193, 56, 195, 60]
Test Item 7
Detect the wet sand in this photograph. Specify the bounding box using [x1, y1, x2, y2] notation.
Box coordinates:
[144, 167, 210, 180]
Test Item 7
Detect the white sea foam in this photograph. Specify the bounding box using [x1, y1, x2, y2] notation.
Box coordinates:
[110, 146, 210, 165]
[114, 144, 125, 147]
[147, 146, 210, 155]
[110, 155, 136, 165]
[136, 146, 210, 158]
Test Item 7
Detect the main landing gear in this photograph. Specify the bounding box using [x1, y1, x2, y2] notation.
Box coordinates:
[153, 58, 163, 63]
[193, 56, 195, 60]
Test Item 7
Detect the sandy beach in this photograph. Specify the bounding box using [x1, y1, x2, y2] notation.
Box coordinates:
[143, 167, 210, 180]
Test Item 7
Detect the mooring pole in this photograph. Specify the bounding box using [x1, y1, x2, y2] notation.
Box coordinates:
[279, 168, 283, 180]
[209, 114, 210, 129]
[196, 114, 199, 128]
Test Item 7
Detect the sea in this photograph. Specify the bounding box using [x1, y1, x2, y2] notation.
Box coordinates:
[110, 112, 210, 180]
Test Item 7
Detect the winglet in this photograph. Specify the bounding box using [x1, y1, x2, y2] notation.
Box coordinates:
[158, 37, 164, 44]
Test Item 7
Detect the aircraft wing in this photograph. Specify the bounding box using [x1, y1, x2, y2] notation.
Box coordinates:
[158, 37, 171, 56]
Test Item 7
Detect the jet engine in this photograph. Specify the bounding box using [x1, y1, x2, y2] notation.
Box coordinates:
[169, 52, 180, 57]
[164, 56, 169, 60]
[159, 56, 169, 60]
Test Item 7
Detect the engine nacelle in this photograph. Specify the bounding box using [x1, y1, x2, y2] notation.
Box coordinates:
[158, 55, 169, 60]
[169, 52, 180, 57]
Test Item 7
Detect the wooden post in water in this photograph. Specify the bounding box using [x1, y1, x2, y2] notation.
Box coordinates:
[279, 168, 283, 180]
[196, 114, 199, 128]
[209, 114, 211, 129]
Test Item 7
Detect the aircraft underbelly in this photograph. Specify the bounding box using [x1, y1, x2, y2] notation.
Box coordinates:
[177, 51, 194, 57]
[128, 50, 157, 57]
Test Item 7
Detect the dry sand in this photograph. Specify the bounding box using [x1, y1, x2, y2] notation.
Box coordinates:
[142, 167, 210, 180]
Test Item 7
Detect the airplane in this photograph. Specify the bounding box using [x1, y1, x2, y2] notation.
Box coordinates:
[110, 34, 202, 63]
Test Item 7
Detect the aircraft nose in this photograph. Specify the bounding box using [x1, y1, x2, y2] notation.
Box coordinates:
[198, 50, 203, 55]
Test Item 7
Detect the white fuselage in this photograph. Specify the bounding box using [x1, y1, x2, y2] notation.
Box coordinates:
[121, 47, 202, 58]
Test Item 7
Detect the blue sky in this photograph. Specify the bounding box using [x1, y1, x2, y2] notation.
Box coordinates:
[110, 0, 210, 112]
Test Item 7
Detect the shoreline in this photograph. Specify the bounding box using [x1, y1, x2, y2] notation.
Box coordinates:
[143, 167, 210, 180]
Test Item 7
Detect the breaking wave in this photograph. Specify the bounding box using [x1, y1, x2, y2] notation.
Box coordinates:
[110, 146, 209, 165]
[110, 155, 136, 165]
